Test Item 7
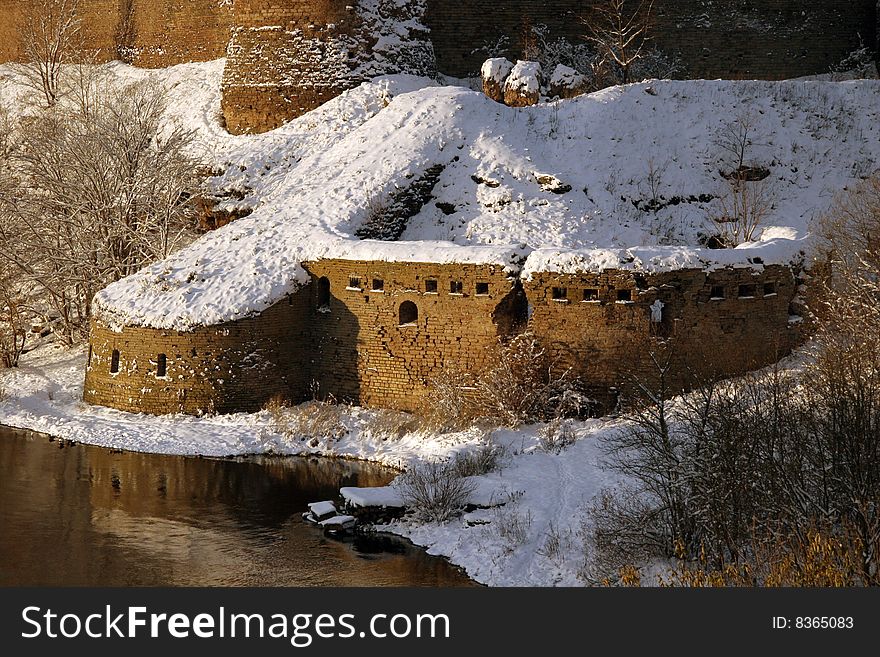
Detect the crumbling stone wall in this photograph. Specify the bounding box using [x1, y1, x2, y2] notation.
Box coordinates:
[84, 258, 802, 417]
[426, 0, 878, 79]
[221, 0, 362, 134]
[302, 259, 525, 412]
[84, 259, 525, 415]
[524, 264, 802, 408]
[0, 0, 231, 67]
[84, 288, 313, 415]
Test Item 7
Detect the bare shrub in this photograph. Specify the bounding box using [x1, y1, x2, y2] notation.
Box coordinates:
[451, 439, 507, 478]
[398, 461, 476, 523]
[14, 0, 85, 108]
[707, 114, 775, 246]
[492, 491, 533, 551]
[469, 332, 591, 428]
[538, 417, 578, 454]
[709, 178, 775, 246]
[362, 408, 420, 441]
[537, 521, 571, 565]
[264, 394, 349, 444]
[581, 0, 654, 85]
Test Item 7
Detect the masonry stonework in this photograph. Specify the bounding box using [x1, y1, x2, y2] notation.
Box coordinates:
[1, 2, 876, 134]
[525, 264, 801, 407]
[84, 259, 803, 416]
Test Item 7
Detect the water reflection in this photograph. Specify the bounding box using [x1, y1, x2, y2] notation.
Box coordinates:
[0, 427, 473, 587]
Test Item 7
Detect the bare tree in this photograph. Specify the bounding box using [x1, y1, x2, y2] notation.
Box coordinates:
[0, 76, 202, 343]
[709, 114, 774, 246]
[581, 0, 654, 85]
[15, 0, 84, 108]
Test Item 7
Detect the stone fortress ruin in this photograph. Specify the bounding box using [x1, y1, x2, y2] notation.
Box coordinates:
[83, 255, 805, 416]
[0, 1, 864, 415]
[0, 1, 877, 134]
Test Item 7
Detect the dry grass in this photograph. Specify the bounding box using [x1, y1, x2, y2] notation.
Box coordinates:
[362, 408, 420, 441]
[263, 393, 349, 444]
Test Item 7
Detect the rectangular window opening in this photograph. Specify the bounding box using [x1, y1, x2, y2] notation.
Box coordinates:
[552, 287, 568, 301]
[739, 284, 757, 299]
[348, 276, 362, 291]
[372, 278, 384, 292]
[156, 354, 167, 378]
[110, 349, 120, 374]
[450, 281, 463, 295]
[476, 282, 490, 296]
[763, 282, 777, 296]
[710, 285, 725, 300]
[617, 289, 633, 302]
[582, 288, 600, 302]
[425, 279, 438, 294]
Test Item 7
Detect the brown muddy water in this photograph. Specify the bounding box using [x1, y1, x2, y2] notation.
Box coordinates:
[0, 426, 473, 587]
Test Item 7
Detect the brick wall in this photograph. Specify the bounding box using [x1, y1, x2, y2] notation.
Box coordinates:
[84, 289, 313, 415]
[220, 0, 361, 134]
[302, 259, 525, 411]
[84, 259, 525, 415]
[84, 259, 803, 417]
[426, 0, 878, 79]
[0, 0, 231, 67]
[524, 264, 803, 407]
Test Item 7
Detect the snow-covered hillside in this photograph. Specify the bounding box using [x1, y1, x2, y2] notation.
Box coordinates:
[3, 61, 879, 331]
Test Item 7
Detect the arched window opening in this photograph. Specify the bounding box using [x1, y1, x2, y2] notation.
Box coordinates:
[110, 349, 120, 374]
[399, 301, 418, 326]
[317, 276, 331, 309]
[156, 354, 167, 378]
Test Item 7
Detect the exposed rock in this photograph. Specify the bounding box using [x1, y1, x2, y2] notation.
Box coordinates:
[504, 60, 542, 107]
[549, 64, 588, 100]
[481, 57, 514, 103]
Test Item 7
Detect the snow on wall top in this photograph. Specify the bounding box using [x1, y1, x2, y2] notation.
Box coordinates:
[89, 68, 880, 330]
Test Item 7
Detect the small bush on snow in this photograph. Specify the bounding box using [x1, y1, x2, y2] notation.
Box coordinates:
[538, 417, 578, 454]
[398, 461, 476, 523]
[263, 394, 349, 444]
[451, 439, 507, 478]
[362, 408, 420, 441]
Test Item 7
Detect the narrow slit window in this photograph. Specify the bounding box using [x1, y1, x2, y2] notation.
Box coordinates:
[88, 346, 93, 367]
[425, 279, 438, 294]
[110, 349, 120, 374]
[738, 284, 757, 298]
[372, 278, 384, 292]
[476, 282, 490, 296]
[156, 354, 167, 378]
[348, 276, 361, 290]
[763, 282, 777, 296]
[399, 301, 418, 326]
[450, 281, 463, 295]
[583, 288, 599, 302]
[617, 289, 632, 302]
[552, 287, 568, 301]
[191, 348, 198, 358]
[710, 285, 725, 300]
[317, 276, 331, 308]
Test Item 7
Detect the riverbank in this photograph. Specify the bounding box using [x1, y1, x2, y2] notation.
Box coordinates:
[1, 343, 625, 586]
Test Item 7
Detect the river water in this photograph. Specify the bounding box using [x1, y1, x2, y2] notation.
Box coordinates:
[0, 426, 472, 587]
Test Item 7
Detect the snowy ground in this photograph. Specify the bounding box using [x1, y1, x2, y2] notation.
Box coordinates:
[0, 344, 624, 586]
[4, 60, 875, 330]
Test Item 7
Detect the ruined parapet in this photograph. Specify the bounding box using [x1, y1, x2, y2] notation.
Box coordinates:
[524, 264, 804, 410]
[481, 57, 514, 103]
[221, 0, 362, 135]
[221, 0, 435, 135]
[0, 0, 230, 67]
[549, 64, 587, 100]
[503, 60, 542, 107]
